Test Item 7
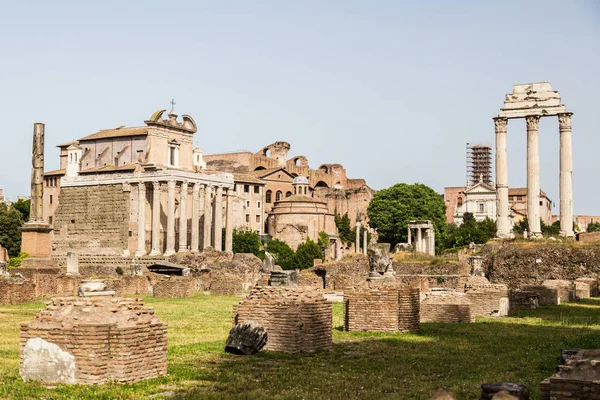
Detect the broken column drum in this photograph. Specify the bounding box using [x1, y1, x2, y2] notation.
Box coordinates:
[20, 297, 167, 384]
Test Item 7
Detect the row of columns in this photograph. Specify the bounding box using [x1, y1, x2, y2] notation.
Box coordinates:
[494, 113, 573, 238]
[136, 180, 233, 257]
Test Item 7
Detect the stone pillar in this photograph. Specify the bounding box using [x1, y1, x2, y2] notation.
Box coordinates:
[416, 227, 422, 253]
[558, 113, 574, 238]
[355, 221, 361, 253]
[191, 183, 201, 252]
[178, 181, 188, 252]
[214, 186, 223, 251]
[363, 229, 367, 255]
[30, 123, 45, 223]
[526, 116, 541, 237]
[407, 228, 411, 245]
[225, 189, 233, 252]
[203, 185, 213, 249]
[165, 180, 176, 256]
[66, 251, 79, 275]
[136, 182, 146, 256]
[494, 117, 510, 237]
[150, 181, 161, 256]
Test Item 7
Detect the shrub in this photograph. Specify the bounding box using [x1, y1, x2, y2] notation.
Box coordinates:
[263, 239, 296, 270]
[7, 252, 29, 270]
[295, 238, 324, 270]
[115, 266, 124, 275]
[232, 229, 262, 256]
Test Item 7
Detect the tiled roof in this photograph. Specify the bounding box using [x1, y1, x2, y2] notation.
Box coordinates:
[508, 188, 548, 197]
[78, 126, 148, 141]
[44, 169, 66, 176]
[232, 173, 266, 185]
[79, 164, 137, 174]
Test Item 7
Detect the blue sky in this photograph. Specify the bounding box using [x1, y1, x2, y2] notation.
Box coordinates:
[1, 1, 598, 214]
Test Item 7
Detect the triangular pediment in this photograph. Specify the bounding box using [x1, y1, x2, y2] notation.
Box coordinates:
[464, 182, 496, 194]
[254, 168, 296, 183]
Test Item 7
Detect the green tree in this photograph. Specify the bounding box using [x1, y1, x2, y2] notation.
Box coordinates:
[295, 237, 324, 270]
[367, 183, 447, 252]
[12, 199, 30, 222]
[541, 220, 560, 236]
[232, 229, 262, 256]
[444, 215, 496, 250]
[263, 239, 296, 270]
[334, 212, 354, 245]
[0, 203, 24, 257]
[588, 222, 600, 233]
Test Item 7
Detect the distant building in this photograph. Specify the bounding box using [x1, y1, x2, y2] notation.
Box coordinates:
[467, 143, 492, 187]
[552, 215, 600, 233]
[0, 188, 9, 206]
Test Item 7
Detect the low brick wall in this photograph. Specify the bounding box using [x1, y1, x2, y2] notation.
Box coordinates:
[542, 280, 576, 303]
[211, 274, 243, 296]
[20, 297, 167, 384]
[344, 284, 420, 333]
[420, 291, 474, 323]
[395, 276, 430, 293]
[396, 274, 467, 291]
[540, 349, 600, 400]
[298, 272, 324, 289]
[153, 276, 197, 298]
[575, 278, 598, 298]
[464, 279, 509, 317]
[233, 286, 332, 353]
[509, 290, 539, 312]
[521, 285, 560, 305]
[578, 231, 600, 243]
[105, 276, 152, 296]
[0, 279, 36, 304]
[32, 275, 81, 297]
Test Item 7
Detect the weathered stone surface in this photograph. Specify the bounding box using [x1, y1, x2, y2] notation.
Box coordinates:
[268, 270, 298, 286]
[560, 348, 582, 365]
[480, 383, 529, 400]
[393, 243, 413, 253]
[264, 252, 275, 272]
[509, 290, 539, 312]
[225, 321, 268, 355]
[21, 338, 76, 384]
[540, 349, 600, 399]
[368, 243, 393, 279]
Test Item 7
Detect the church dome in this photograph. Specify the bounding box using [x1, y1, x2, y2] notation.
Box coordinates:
[292, 176, 309, 185]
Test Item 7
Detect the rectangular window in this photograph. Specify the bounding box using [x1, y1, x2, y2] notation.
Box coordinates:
[50, 195, 53, 204]
[256, 214, 260, 223]
[246, 200, 250, 207]
[254, 185, 260, 194]
[244, 185, 250, 193]
[539, 201, 543, 206]
[257, 201, 261, 209]
[479, 203, 484, 213]
[245, 214, 250, 223]
[48, 216, 53, 225]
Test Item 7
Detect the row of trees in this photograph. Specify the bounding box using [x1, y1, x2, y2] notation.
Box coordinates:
[231, 229, 324, 270]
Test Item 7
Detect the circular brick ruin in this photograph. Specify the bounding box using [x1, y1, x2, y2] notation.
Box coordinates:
[20, 297, 167, 384]
[233, 286, 332, 353]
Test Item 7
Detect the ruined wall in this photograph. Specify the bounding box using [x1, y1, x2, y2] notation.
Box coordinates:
[0, 279, 36, 304]
[542, 280, 576, 302]
[420, 292, 474, 323]
[320, 254, 369, 290]
[344, 285, 420, 333]
[483, 242, 600, 289]
[520, 285, 559, 305]
[464, 281, 509, 317]
[579, 232, 600, 243]
[153, 276, 197, 298]
[105, 276, 153, 296]
[52, 185, 130, 256]
[233, 286, 332, 353]
[575, 278, 598, 298]
[211, 273, 244, 296]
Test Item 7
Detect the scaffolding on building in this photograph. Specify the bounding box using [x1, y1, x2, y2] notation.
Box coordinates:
[466, 143, 492, 186]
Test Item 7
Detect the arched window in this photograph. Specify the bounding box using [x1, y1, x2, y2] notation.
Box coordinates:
[457, 197, 463, 207]
[266, 190, 272, 203]
[276, 191, 282, 201]
[286, 191, 292, 198]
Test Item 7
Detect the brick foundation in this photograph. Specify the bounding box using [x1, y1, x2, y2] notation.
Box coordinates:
[509, 290, 539, 312]
[464, 278, 509, 317]
[211, 273, 244, 296]
[105, 276, 153, 296]
[344, 283, 420, 333]
[575, 278, 598, 298]
[20, 297, 167, 384]
[520, 285, 560, 305]
[420, 291, 474, 323]
[233, 286, 332, 353]
[540, 349, 600, 400]
[0, 278, 36, 304]
[153, 276, 197, 298]
[542, 280, 576, 302]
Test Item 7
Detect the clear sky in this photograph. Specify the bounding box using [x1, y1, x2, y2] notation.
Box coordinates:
[1, 1, 598, 214]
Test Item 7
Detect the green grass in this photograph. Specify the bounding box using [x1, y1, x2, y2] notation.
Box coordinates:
[2, 295, 600, 399]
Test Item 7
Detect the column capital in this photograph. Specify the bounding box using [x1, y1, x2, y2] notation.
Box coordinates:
[493, 117, 508, 132]
[525, 115, 540, 131]
[558, 112, 573, 130]
[152, 180, 161, 190]
[167, 180, 177, 190]
[192, 182, 201, 192]
[138, 181, 146, 189]
[180, 180, 189, 188]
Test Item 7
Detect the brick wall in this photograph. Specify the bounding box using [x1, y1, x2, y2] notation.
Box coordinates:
[298, 271, 324, 289]
[509, 290, 539, 312]
[30, 275, 81, 297]
[540, 349, 600, 400]
[0, 279, 36, 304]
[153, 276, 197, 298]
[20, 297, 167, 384]
[105, 276, 152, 296]
[344, 284, 420, 333]
[542, 280, 576, 302]
[575, 278, 598, 298]
[52, 185, 130, 256]
[578, 232, 600, 243]
[233, 286, 332, 353]
[420, 291, 474, 323]
[464, 278, 509, 317]
[520, 285, 559, 305]
[211, 274, 244, 296]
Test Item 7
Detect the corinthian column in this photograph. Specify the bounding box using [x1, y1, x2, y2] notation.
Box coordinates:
[150, 181, 161, 256]
[526, 116, 541, 238]
[136, 182, 147, 256]
[225, 189, 233, 252]
[165, 180, 177, 256]
[178, 181, 188, 252]
[203, 185, 213, 249]
[559, 113, 574, 237]
[494, 117, 510, 238]
[191, 183, 200, 252]
[214, 186, 224, 251]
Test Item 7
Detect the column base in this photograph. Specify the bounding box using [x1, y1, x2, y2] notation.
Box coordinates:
[559, 231, 576, 239]
[529, 232, 544, 240]
[164, 250, 176, 257]
[190, 249, 199, 253]
[178, 247, 188, 253]
[135, 250, 147, 257]
[149, 250, 161, 256]
[496, 231, 514, 239]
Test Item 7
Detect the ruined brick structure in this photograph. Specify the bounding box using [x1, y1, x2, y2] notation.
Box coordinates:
[575, 278, 598, 298]
[542, 279, 576, 302]
[520, 285, 560, 305]
[463, 277, 509, 317]
[233, 286, 332, 353]
[0, 278, 36, 304]
[420, 291, 474, 323]
[20, 297, 167, 384]
[211, 273, 244, 296]
[153, 276, 197, 298]
[540, 349, 600, 399]
[344, 283, 420, 333]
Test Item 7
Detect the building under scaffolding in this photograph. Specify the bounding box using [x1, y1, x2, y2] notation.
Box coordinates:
[466, 143, 492, 186]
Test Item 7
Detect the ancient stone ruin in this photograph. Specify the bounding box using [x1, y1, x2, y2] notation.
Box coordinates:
[0, 277, 36, 304]
[367, 243, 394, 280]
[481, 383, 529, 400]
[540, 349, 600, 399]
[153, 276, 197, 298]
[344, 282, 420, 333]
[233, 286, 332, 353]
[20, 296, 167, 384]
[225, 321, 268, 355]
[420, 290, 474, 323]
[463, 277, 509, 317]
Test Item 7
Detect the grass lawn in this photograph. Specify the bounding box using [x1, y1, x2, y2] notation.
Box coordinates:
[1, 294, 600, 399]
